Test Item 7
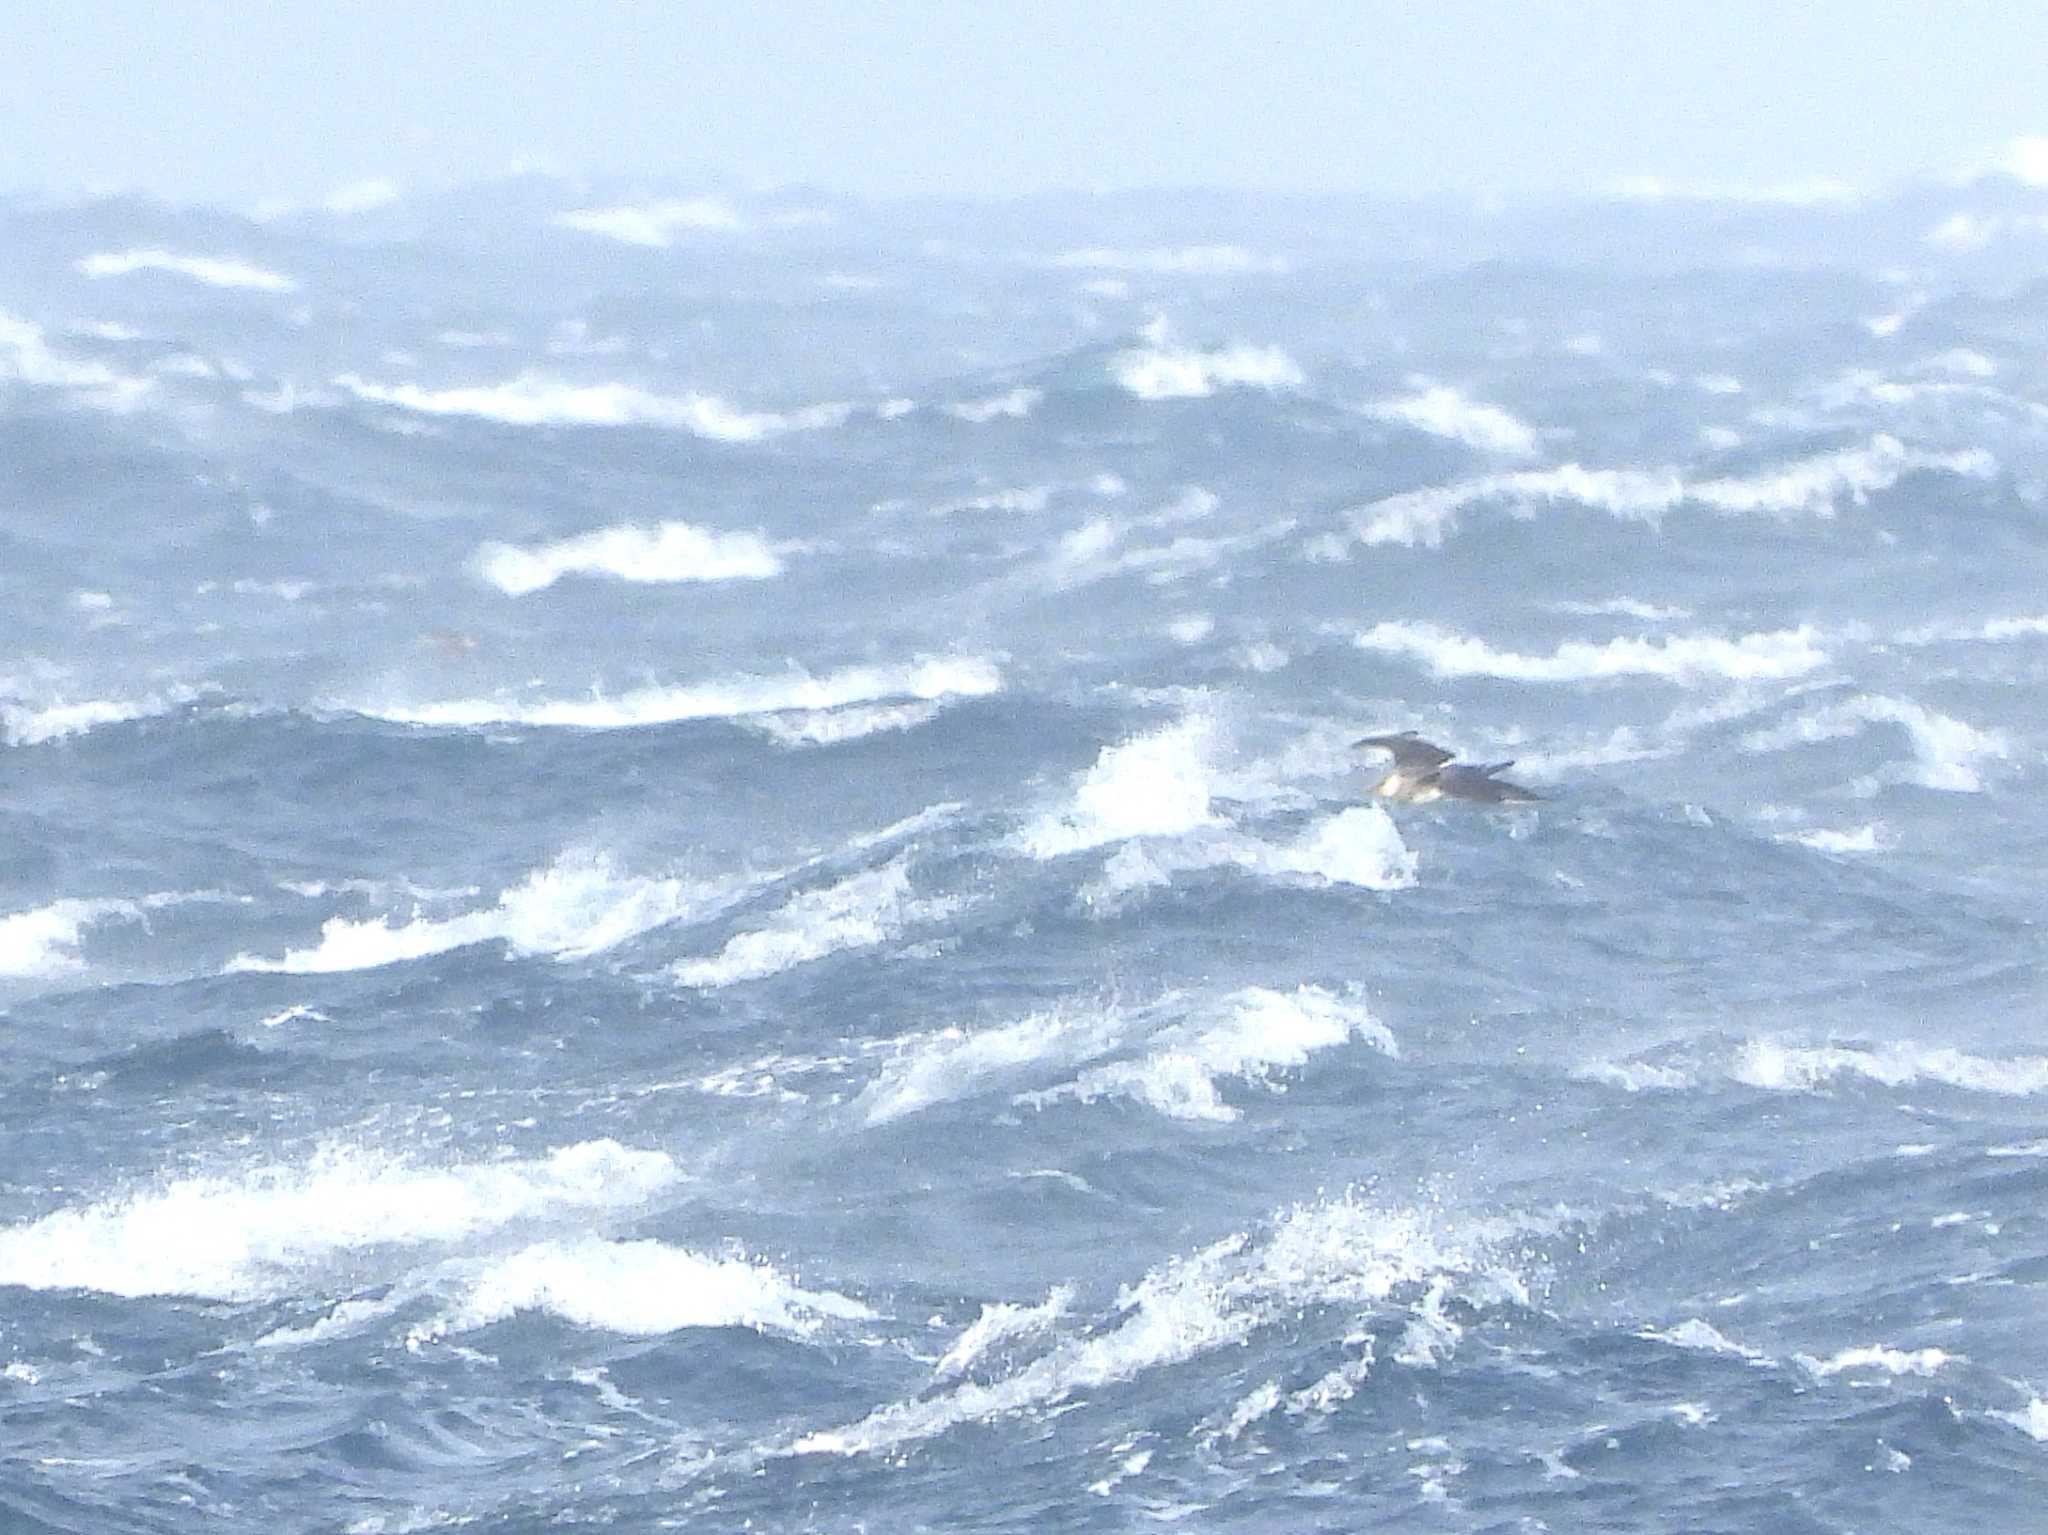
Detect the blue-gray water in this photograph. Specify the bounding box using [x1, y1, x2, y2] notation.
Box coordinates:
[3, 181, 2046, 1533]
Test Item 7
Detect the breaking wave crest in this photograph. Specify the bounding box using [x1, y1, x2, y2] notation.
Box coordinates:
[229, 851, 717, 973]
[0, 1140, 679, 1300]
[356, 657, 1001, 730]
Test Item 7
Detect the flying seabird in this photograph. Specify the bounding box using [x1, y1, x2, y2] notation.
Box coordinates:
[1353, 731, 1542, 804]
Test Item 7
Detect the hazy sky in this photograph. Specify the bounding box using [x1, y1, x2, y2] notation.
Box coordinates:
[12, 1, 2048, 206]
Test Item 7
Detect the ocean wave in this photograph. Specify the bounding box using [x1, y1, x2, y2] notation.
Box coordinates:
[0, 892, 231, 978]
[355, 656, 1002, 730]
[943, 386, 1041, 423]
[1015, 717, 1220, 858]
[333, 372, 852, 440]
[0, 311, 151, 408]
[1020, 986, 1396, 1123]
[1735, 1039, 2048, 1096]
[1900, 613, 2048, 645]
[1742, 693, 2007, 792]
[1111, 340, 1303, 401]
[1995, 1399, 2048, 1442]
[1582, 1038, 2048, 1097]
[472, 520, 787, 594]
[743, 700, 945, 747]
[1360, 385, 1541, 457]
[934, 1288, 1073, 1378]
[1781, 823, 1890, 854]
[788, 1192, 1523, 1458]
[1082, 806, 1417, 908]
[76, 249, 297, 293]
[0, 898, 142, 978]
[229, 851, 718, 974]
[1356, 621, 1826, 685]
[1639, 1319, 1766, 1361]
[1794, 1344, 1954, 1379]
[415, 1237, 871, 1341]
[554, 197, 745, 244]
[672, 856, 955, 988]
[0, 685, 203, 746]
[1052, 246, 1288, 275]
[857, 1000, 1145, 1126]
[1341, 435, 1994, 548]
[0, 1140, 679, 1300]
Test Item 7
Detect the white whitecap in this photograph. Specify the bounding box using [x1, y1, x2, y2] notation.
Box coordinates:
[943, 387, 1041, 423]
[1734, 1039, 2048, 1096]
[555, 198, 745, 245]
[334, 372, 850, 440]
[417, 1237, 870, 1341]
[1742, 694, 2006, 792]
[1112, 341, 1303, 401]
[473, 521, 786, 594]
[1357, 621, 1826, 685]
[1015, 718, 1220, 858]
[76, 249, 297, 293]
[744, 701, 945, 747]
[1021, 986, 1396, 1123]
[0, 1140, 679, 1300]
[672, 857, 955, 988]
[357, 656, 1001, 731]
[229, 851, 717, 974]
[1360, 385, 1541, 457]
[789, 1193, 1522, 1459]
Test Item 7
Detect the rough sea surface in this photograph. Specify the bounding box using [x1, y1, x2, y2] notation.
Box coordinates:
[3, 178, 2046, 1533]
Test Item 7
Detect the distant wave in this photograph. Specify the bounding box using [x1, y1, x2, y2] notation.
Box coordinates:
[0, 311, 151, 408]
[789, 1192, 1523, 1459]
[1360, 385, 1542, 458]
[1112, 340, 1303, 401]
[356, 656, 1002, 730]
[1741, 693, 2007, 791]
[333, 372, 852, 440]
[943, 386, 1041, 423]
[0, 1139, 678, 1300]
[1016, 718, 1222, 858]
[1736, 1039, 2048, 1096]
[472, 520, 787, 594]
[1, 891, 229, 978]
[1082, 807, 1418, 909]
[1579, 1037, 2048, 1097]
[1, 688, 197, 747]
[1020, 986, 1396, 1123]
[554, 197, 745, 244]
[1340, 434, 1995, 548]
[414, 1237, 871, 1342]
[1900, 612, 2048, 645]
[672, 856, 956, 988]
[228, 851, 719, 974]
[1052, 246, 1289, 275]
[743, 700, 946, 747]
[1356, 620, 1827, 685]
[0, 898, 142, 977]
[76, 249, 298, 293]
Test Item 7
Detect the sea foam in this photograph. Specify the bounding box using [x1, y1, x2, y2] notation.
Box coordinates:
[358, 656, 1001, 730]
[790, 1193, 1520, 1459]
[229, 851, 714, 974]
[334, 372, 851, 440]
[1356, 621, 1826, 685]
[1021, 986, 1396, 1123]
[0, 1140, 679, 1300]
[472, 521, 787, 594]
[672, 857, 954, 988]
[419, 1237, 871, 1340]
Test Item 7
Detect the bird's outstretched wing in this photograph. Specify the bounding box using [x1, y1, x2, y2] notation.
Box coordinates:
[1352, 731, 1455, 771]
[1435, 764, 1543, 802]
